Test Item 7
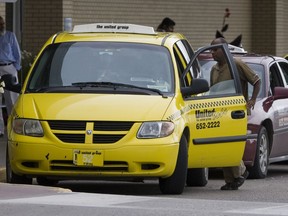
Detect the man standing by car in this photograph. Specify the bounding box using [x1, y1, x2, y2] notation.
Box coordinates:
[0, 15, 20, 118]
[156, 17, 176, 32]
[210, 37, 261, 190]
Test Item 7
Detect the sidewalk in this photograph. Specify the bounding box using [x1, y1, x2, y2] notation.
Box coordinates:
[0, 134, 73, 195]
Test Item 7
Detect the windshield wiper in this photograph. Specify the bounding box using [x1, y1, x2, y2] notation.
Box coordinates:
[71, 82, 165, 96]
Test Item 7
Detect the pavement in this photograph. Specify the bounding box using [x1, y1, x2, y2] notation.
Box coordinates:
[0, 182, 72, 199]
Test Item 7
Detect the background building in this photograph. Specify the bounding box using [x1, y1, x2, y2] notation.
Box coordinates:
[1, 0, 288, 58]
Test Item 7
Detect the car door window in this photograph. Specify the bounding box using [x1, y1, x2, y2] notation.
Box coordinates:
[246, 63, 265, 98]
[173, 40, 200, 87]
[270, 63, 284, 94]
[188, 45, 241, 97]
[278, 61, 288, 86]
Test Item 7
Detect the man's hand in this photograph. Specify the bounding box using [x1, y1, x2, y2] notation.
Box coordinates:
[0, 80, 5, 93]
[247, 99, 256, 109]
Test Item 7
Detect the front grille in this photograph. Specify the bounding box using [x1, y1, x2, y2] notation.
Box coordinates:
[93, 134, 125, 143]
[94, 121, 134, 131]
[55, 134, 85, 143]
[49, 120, 86, 130]
[48, 120, 134, 144]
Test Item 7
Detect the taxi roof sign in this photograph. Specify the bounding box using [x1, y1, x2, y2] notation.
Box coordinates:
[72, 23, 156, 35]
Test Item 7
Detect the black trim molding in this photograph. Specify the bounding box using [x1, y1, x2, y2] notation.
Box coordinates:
[193, 135, 247, 145]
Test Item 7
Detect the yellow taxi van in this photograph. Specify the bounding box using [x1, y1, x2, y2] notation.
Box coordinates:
[3, 23, 247, 194]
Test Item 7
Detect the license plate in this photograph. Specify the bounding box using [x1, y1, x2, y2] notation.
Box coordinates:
[73, 150, 104, 166]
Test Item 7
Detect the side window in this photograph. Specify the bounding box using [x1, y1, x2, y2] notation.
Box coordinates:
[270, 63, 284, 94]
[246, 63, 265, 98]
[182, 40, 201, 79]
[173, 40, 200, 87]
[278, 61, 288, 86]
[174, 47, 187, 87]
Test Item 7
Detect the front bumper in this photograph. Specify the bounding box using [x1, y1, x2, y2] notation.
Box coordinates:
[243, 134, 257, 166]
[8, 140, 179, 180]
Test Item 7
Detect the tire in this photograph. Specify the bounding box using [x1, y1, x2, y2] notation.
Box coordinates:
[247, 126, 269, 179]
[36, 177, 58, 186]
[6, 146, 32, 184]
[186, 168, 208, 187]
[159, 136, 188, 194]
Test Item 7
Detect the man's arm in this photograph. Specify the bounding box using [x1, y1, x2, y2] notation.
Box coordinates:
[11, 32, 21, 71]
[247, 79, 261, 109]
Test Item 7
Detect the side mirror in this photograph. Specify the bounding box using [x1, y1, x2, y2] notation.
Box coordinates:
[262, 87, 288, 112]
[273, 87, 288, 100]
[181, 78, 209, 97]
[0, 74, 21, 93]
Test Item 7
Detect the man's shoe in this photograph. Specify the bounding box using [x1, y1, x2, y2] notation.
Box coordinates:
[220, 183, 238, 190]
[235, 170, 249, 188]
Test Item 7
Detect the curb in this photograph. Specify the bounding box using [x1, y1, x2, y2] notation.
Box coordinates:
[0, 167, 6, 183]
[0, 168, 72, 193]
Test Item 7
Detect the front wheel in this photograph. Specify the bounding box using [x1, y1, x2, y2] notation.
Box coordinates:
[247, 126, 269, 179]
[159, 136, 188, 194]
[6, 146, 32, 184]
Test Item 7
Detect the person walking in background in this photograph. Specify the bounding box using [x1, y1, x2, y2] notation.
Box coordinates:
[0, 15, 21, 135]
[210, 37, 261, 190]
[156, 17, 176, 32]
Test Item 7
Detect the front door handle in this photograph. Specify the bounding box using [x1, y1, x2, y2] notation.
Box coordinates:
[231, 110, 245, 119]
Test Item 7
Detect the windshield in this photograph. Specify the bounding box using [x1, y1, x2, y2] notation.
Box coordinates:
[27, 42, 174, 94]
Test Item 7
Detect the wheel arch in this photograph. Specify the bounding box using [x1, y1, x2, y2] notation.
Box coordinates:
[182, 126, 190, 149]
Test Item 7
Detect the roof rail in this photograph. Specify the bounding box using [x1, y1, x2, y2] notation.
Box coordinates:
[72, 23, 156, 35]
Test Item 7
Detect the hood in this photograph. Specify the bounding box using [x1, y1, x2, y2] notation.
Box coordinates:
[18, 94, 173, 121]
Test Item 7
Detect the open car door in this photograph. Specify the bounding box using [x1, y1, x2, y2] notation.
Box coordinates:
[181, 43, 247, 168]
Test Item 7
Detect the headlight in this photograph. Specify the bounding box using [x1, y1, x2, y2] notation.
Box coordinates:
[137, 122, 174, 138]
[13, 119, 44, 137]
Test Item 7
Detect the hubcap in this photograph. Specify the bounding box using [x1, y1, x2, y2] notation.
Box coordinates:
[259, 133, 268, 173]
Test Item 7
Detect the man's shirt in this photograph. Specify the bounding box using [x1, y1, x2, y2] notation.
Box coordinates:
[0, 31, 21, 70]
[210, 58, 260, 101]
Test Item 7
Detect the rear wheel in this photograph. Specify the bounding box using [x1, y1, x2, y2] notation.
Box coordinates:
[159, 136, 188, 194]
[186, 168, 208, 187]
[247, 126, 269, 179]
[6, 146, 32, 184]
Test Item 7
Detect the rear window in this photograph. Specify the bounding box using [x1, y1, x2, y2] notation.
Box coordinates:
[27, 42, 174, 93]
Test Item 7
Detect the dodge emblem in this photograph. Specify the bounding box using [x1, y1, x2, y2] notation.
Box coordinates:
[86, 130, 92, 135]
